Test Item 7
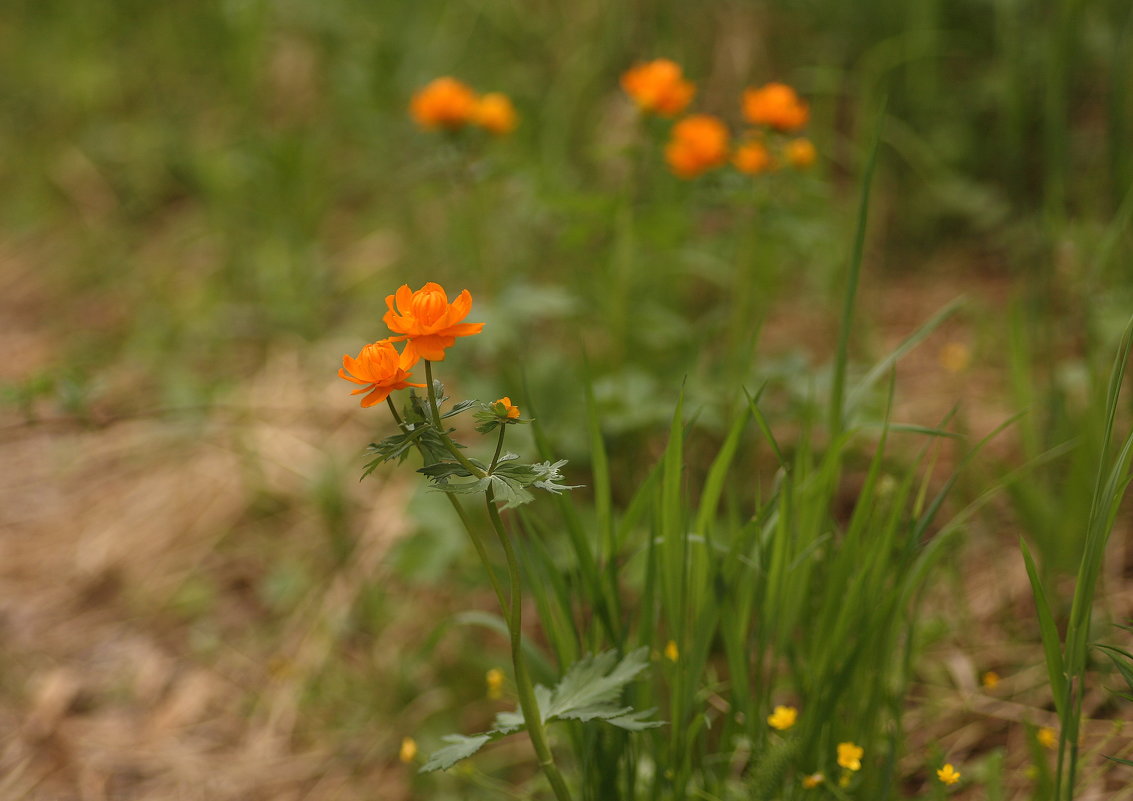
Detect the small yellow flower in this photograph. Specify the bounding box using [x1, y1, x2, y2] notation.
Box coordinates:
[801, 772, 825, 789]
[664, 640, 679, 662]
[1037, 726, 1057, 750]
[937, 763, 961, 785]
[399, 736, 418, 763]
[939, 342, 971, 374]
[767, 705, 798, 731]
[785, 138, 817, 168]
[486, 667, 505, 699]
[981, 670, 1000, 690]
[837, 742, 863, 771]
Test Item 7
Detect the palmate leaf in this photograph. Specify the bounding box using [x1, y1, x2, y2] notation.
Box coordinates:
[541, 647, 653, 721]
[420, 648, 662, 773]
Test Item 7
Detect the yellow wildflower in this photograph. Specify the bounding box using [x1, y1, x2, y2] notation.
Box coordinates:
[1037, 727, 1057, 749]
[767, 705, 798, 731]
[937, 763, 961, 785]
[399, 736, 418, 763]
[801, 772, 824, 789]
[486, 668, 505, 699]
[664, 640, 679, 662]
[981, 670, 1000, 690]
[837, 742, 863, 771]
[939, 342, 971, 374]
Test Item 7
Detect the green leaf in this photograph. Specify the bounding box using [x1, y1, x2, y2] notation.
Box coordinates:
[486, 474, 536, 508]
[442, 399, 478, 418]
[529, 460, 582, 495]
[541, 647, 652, 722]
[604, 707, 666, 731]
[1096, 642, 1133, 693]
[1020, 538, 1067, 717]
[419, 733, 493, 773]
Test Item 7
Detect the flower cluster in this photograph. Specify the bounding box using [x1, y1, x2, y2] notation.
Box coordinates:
[620, 60, 817, 178]
[410, 77, 518, 135]
[339, 282, 483, 407]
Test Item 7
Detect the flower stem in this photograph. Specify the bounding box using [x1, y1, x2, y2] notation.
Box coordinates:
[485, 488, 574, 801]
[489, 424, 508, 472]
[384, 395, 508, 615]
[424, 360, 487, 478]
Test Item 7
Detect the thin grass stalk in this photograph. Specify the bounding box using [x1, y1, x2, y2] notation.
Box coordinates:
[829, 97, 885, 440]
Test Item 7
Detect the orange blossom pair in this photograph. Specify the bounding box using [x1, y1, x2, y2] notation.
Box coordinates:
[339, 283, 484, 407]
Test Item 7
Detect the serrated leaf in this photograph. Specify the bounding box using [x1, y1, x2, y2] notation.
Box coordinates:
[487, 474, 536, 508]
[491, 709, 525, 734]
[442, 399, 478, 418]
[530, 460, 583, 495]
[605, 707, 667, 731]
[555, 703, 633, 722]
[543, 647, 652, 722]
[418, 461, 476, 480]
[419, 733, 493, 773]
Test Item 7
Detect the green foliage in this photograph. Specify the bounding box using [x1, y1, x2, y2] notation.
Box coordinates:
[421, 648, 662, 773]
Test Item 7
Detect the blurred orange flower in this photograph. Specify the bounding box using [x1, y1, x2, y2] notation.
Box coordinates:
[383, 282, 485, 361]
[621, 58, 695, 117]
[474, 92, 518, 135]
[409, 77, 478, 130]
[339, 339, 424, 407]
[785, 138, 817, 168]
[734, 139, 773, 174]
[742, 82, 809, 131]
[665, 114, 730, 178]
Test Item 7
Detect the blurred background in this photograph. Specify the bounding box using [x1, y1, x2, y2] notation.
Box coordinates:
[1, 0, 1131, 798]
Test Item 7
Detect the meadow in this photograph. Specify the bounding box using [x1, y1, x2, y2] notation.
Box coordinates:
[2, 1, 1133, 799]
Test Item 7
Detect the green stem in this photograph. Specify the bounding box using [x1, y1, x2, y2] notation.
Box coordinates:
[424, 360, 486, 478]
[486, 489, 574, 801]
[489, 423, 508, 472]
[385, 394, 508, 614]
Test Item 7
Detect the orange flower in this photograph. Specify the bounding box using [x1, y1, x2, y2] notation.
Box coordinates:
[383, 282, 485, 361]
[339, 339, 424, 407]
[785, 138, 817, 168]
[742, 82, 809, 131]
[734, 139, 773, 174]
[621, 58, 695, 117]
[665, 114, 730, 178]
[493, 397, 521, 419]
[474, 92, 518, 135]
[409, 77, 478, 131]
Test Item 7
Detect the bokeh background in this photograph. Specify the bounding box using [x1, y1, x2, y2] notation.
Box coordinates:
[2, 1, 1132, 799]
